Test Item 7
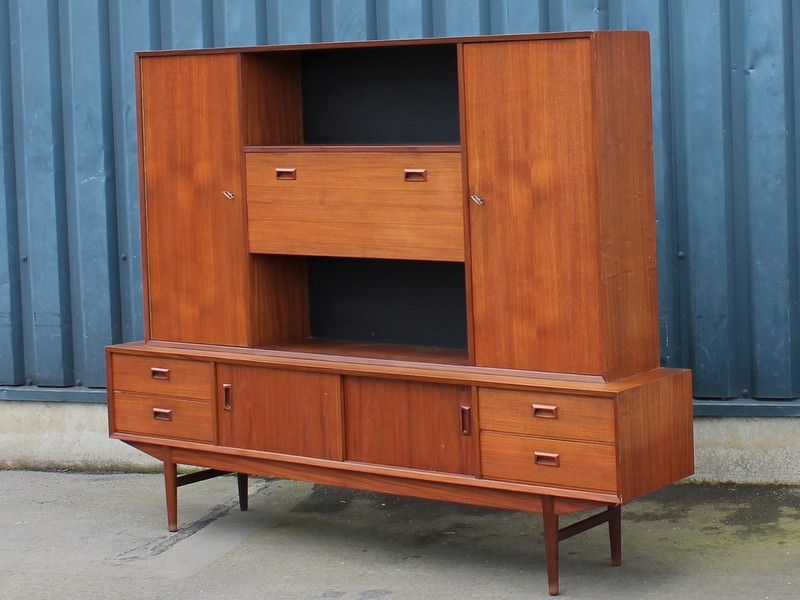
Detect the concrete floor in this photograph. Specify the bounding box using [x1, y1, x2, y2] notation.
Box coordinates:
[0, 470, 797, 600]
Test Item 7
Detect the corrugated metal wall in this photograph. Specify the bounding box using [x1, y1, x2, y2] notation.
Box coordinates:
[1, 0, 798, 412]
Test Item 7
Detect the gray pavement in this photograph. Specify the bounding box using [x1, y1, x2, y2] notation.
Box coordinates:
[0, 470, 797, 600]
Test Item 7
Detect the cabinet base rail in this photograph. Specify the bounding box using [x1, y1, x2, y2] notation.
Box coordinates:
[157, 445, 622, 596]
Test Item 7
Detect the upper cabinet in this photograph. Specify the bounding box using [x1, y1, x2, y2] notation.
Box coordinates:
[136, 32, 660, 381]
[463, 34, 660, 380]
[138, 53, 307, 348]
[139, 54, 250, 346]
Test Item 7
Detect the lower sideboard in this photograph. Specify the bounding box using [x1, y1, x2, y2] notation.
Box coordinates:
[107, 342, 694, 596]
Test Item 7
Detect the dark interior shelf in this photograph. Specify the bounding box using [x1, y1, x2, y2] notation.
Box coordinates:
[307, 257, 468, 350]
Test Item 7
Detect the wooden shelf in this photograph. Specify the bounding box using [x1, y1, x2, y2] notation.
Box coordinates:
[265, 338, 470, 365]
[244, 144, 462, 153]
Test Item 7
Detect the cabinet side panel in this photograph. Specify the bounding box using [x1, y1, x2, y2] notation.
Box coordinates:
[105, 347, 116, 436]
[463, 39, 604, 376]
[240, 53, 308, 346]
[616, 369, 694, 501]
[140, 54, 250, 345]
[240, 53, 303, 146]
[593, 32, 661, 380]
[249, 255, 310, 347]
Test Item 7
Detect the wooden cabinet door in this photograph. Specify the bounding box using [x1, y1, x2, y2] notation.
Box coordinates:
[140, 54, 250, 345]
[463, 39, 605, 376]
[217, 364, 343, 460]
[344, 377, 476, 475]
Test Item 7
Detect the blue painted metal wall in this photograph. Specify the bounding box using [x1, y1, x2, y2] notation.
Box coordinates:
[1, 1, 798, 413]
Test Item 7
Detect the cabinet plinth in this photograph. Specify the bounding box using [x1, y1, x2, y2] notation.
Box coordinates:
[109, 31, 693, 596]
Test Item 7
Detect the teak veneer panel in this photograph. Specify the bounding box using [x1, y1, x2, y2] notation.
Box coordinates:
[481, 432, 617, 493]
[140, 54, 251, 346]
[269, 338, 470, 365]
[593, 32, 660, 380]
[464, 39, 603, 376]
[111, 354, 214, 400]
[217, 364, 343, 460]
[247, 150, 464, 261]
[616, 368, 694, 501]
[463, 34, 660, 380]
[344, 377, 476, 475]
[113, 392, 215, 444]
[240, 53, 303, 147]
[479, 388, 615, 444]
[110, 341, 693, 392]
[139, 53, 308, 348]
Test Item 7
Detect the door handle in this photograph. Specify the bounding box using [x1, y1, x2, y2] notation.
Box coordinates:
[223, 383, 233, 410]
[460, 405, 471, 435]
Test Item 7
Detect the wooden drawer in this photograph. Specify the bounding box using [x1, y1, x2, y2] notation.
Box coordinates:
[480, 432, 617, 492]
[112, 392, 214, 443]
[479, 388, 614, 443]
[111, 354, 213, 400]
[246, 150, 464, 261]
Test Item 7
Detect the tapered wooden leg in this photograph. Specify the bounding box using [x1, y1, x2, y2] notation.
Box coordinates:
[609, 504, 622, 566]
[542, 496, 560, 596]
[237, 473, 249, 511]
[163, 452, 178, 532]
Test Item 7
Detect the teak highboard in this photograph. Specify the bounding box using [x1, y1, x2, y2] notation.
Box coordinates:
[107, 31, 694, 596]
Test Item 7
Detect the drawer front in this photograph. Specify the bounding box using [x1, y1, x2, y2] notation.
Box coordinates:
[111, 354, 213, 400]
[246, 151, 464, 261]
[112, 392, 214, 443]
[479, 388, 615, 443]
[480, 432, 617, 492]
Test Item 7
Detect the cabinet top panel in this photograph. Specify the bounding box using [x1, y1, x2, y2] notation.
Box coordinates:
[108, 341, 688, 397]
[135, 30, 646, 58]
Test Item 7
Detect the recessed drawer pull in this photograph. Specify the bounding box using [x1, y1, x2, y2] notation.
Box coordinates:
[152, 407, 173, 421]
[533, 451, 560, 467]
[531, 403, 558, 419]
[275, 167, 296, 180]
[403, 168, 427, 182]
[223, 383, 233, 411]
[459, 405, 471, 435]
[150, 367, 171, 381]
